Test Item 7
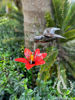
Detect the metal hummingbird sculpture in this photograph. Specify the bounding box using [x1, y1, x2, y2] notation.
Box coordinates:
[43, 27, 65, 38]
[34, 27, 65, 42]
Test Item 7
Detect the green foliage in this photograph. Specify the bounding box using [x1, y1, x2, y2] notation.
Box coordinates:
[0, 0, 24, 58]
[0, 55, 34, 99]
[62, 3, 75, 30]
[0, 58, 24, 98]
[45, 12, 55, 27]
[38, 47, 58, 81]
[61, 29, 75, 42]
[0, 0, 75, 99]
[0, 1, 25, 99]
[33, 79, 75, 100]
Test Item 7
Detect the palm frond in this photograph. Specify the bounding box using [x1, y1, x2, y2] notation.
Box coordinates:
[52, 0, 69, 27]
[62, 3, 75, 31]
[63, 57, 75, 78]
[63, 40, 75, 60]
[45, 0, 75, 79]
[38, 47, 58, 81]
[61, 29, 75, 42]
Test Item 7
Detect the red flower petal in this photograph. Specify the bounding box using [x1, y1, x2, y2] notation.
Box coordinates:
[34, 53, 47, 60]
[24, 48, 32, 59]
[35, 59, 45, 66]
[15, 58, 28, 63]
[35, 48, 40, 55]
[34, 49, 47, 59]
[25, 63, 35, 70]
[41, 53, 47, 59]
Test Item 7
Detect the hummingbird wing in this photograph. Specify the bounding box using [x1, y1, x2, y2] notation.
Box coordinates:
[50, 28, 60, 34]
[43, 27, 60, 35]
[44, 33, 65, 39]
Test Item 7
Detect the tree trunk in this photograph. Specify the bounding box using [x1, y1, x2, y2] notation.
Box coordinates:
[21, 0, 51, 49]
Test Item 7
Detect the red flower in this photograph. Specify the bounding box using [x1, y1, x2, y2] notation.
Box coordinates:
[15, 48, 47, 70]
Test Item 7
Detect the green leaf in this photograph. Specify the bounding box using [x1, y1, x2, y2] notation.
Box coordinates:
[62, 3, 75, 30]
[61, 29, 75, 42]
[63, 29, 75, 38]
